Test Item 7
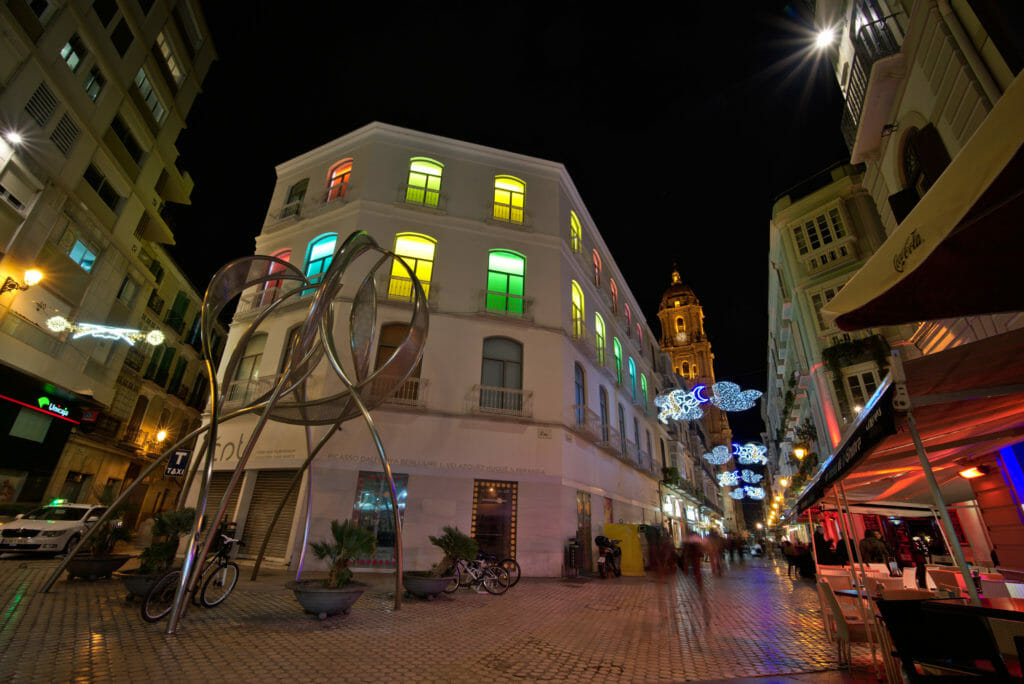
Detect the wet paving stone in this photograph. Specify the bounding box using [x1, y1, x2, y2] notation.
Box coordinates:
[0, 554, 878, 682]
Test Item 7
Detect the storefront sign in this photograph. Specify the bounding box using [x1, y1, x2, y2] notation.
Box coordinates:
[165, 450, 190, 477]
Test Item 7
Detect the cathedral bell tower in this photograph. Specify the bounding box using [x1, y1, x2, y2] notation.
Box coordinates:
[657, 268, 715, 385]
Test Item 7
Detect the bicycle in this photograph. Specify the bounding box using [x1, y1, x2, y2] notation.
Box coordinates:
[141, 534, 242, 622]
[477, 551, 521, 587]
[442, 557, 510, 595]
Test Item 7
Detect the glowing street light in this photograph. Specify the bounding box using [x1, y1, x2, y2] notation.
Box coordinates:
[156, 429, 168, 442]
[4, 131, 23, 145]
[815, 27, 836, 49]
[793, 447, 806, 461]
[1, 269, 43, 295]
[779, 478, 789, 487]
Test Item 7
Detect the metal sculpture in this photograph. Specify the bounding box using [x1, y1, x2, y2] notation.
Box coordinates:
[41, 231, 428, 634]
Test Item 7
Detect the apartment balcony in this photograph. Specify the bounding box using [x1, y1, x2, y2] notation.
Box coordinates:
[470, 385, 532, 419]
[377, 274, 440, 311]
[398, 184, 447, 213]
[841, 15, 905, 161]
[597, 425, 622, 455]
[478, 290, 532, 321]
[568, 406, 604, 443]
[222, 373, 284, 411]
[88, 414, 122, 440]
[147, 291, 165, 316]
[235, 284, 303, 317]
[164, 310, 187, 336]
[367, 375, 429, 408]
[0, 309, 62, 357]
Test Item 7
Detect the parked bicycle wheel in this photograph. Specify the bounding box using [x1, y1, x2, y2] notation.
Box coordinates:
[443, 563, 462, 593]
[200, 561, 239, 607]
[481, 565, 510, 595]
[499, 558, 521, 587]
[142, 570, 181, 623]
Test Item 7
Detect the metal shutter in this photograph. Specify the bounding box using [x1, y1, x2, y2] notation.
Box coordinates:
[238, 470, 299, 561]
[201, 471, 240, 525]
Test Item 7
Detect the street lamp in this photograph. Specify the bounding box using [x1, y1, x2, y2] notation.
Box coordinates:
[3, 131, 23, 146]
[1, 269, 43, 295]
[815, 27, 836, 49]
[793, 447, 806, 461]
[779, 478, 789, 487]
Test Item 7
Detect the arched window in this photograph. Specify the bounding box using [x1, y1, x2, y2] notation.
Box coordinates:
[599, 386, 609, 442]
[304, 234, 337, 292]
[593, 313, 606, 366]
[406, 157, 443, 208]
[613, 338, 623, 385]
[493, 175, 525, 224]
[617, 402, 627, 453]
[628, 357, 637, 401]
[574, 363, 586, 425]
[230, 332, 267, 402]
[640, 374, 648, 410]
[486, 249, 526, 316]
[592, 250, 602, 287]
[636, 323, 642, 345]
[376, 323, 422, 400]
[681, 361, 689, 377]
[676, 316, 685, 332]
[260, 249, 291, 307]
[480, 337, 523, 412]
[624, 303, 632, 329]
[326, 158, 353, 202]
[609, 279, 618, 313]
[389, 233, 436, 301]
[570, 280, 585, 339]
[569, 210, 582, 252]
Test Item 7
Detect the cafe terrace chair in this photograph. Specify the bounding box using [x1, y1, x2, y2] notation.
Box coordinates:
[929, 569, 969, 596]
[880, 587, 934, 600]
[820, 578, 882, 676]
[817, 577, 860, 644]
[981, 579, 1010, 598]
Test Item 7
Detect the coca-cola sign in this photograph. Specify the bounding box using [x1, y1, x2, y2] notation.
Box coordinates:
[893, 229, 923, 273]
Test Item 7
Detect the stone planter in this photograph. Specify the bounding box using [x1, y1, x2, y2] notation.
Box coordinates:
[117, 568, 169, 599]
[66, 554, 131, 581]
[286, 579, 367, 620]
[402, 571, 455, 600]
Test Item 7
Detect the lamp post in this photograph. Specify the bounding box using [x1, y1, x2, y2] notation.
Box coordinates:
[1, 269, 43, 295]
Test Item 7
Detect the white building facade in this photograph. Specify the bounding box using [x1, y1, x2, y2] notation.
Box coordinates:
[194, 123, 701, 577]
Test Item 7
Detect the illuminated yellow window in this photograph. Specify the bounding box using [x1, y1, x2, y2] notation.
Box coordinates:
[571, 280, 584, 339]
[594, 313, 606, 366]
[389, 233, 436, 301]
[405, 157, 443, 208]
[493, 175, 525, 224]
[570, 211, 582, 252]
[327, 159, 353, 202]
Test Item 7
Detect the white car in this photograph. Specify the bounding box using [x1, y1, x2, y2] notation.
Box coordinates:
[0, 502, 110, 554]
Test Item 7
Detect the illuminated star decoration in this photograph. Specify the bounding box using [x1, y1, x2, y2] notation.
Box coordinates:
[734, 442, 768, 465]
[717, 470, 740, 487]
[740, 469, 763, 484]
[655, 381, 762, 424]
[728, 490, 746, 500]
[744, 487, 766, 500]
[47, 316, 165, 346]
[703, 445, 732, 465]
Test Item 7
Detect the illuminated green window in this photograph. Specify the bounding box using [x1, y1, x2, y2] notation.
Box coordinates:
[493, 175, 525, 224]
[486, 249, 525, 316]
[303, 234, 337, 294]
[405, 157, 443, 208]
[571, 280, 584, 339]
[594, 313, 606, 366]
[389, 233, 436, 301]
[570, 210, 582, 252]
[628, 357, 637, 401]
[613, 338, 623, 385]
[640, 374, 648, 410]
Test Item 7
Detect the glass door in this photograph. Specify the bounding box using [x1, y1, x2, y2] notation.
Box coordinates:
[472, 479, 517, 559]
[350, 471, 408, 568]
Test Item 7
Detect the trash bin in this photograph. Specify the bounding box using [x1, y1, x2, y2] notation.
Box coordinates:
[564, 537, 585, 577]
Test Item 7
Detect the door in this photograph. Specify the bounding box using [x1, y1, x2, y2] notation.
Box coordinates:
[577, 490, 592, 570]
[238, 470, 299, 561]
[350, 471, 408, 568]
[472, 479, 517, 559]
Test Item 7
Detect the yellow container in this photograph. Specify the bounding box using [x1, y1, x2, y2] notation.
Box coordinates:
[603, 523, 645, 577]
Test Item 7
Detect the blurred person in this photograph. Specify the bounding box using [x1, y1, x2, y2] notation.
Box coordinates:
[858, 529, 889, 563]
[705, 529, 725, 576]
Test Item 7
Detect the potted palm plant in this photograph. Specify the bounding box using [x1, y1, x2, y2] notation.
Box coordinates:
[118, 508, 195, 598]
[66, 506, 132, 581]
[403, 526, 478, 599]
[286, 519, 376, 619]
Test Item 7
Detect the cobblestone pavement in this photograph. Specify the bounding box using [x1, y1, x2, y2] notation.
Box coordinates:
[0, 553, 878, 682]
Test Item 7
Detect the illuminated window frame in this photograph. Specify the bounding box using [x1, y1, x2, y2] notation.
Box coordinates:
[628, 357, 637, 402]
[493, 175, 525, 224]
[640, 374, 648, 411]
[406, 157, 443, 208]
[260, 249, 291, 307]
[389, 233, 436, 302]
[570, 280, 585, 340]
[592, 250, 602, 287]
[613, 338, 623, 386]
[327, 159, 353, 202]
[486, 249, 526, 316]
[609, 279, 618, 313]
[594, 313, 606, 366]
[303, 234, 336, 293]
[569, 211, 582, 252]
[156, 31, 184, 85]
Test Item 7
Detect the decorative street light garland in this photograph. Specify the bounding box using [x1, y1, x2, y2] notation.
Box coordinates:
[654, 381, 762, 424]
[46, 316, 165, 346]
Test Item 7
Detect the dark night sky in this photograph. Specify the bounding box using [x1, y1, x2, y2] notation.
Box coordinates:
[167, 2, 849, 443]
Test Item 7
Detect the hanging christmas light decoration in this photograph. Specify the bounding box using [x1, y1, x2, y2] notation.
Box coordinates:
[728, 490, 746, 500]
[47, 316, 165, 346]
[717, 470, 740, 487]
[703, 445, 732, 465]
[734, 442, 768, 465]
[743, 486, 766, 500]
[655, 381, 762, 424]
[740, 469, 763, 484]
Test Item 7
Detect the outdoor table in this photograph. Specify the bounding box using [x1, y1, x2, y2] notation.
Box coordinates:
[922, 596, 1024, 621]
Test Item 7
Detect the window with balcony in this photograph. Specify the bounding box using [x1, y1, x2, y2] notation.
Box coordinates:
[61, 34, 87, 72]
[633, 417, 641, 460]
[83, 66, 105, 101]
[229, 333, 266, 402]
[134, 68, 166, 123]
[609, 279, 618, 313]
[574, 363, 586, 426]
[303, 233, 337, 292]
[110, 115, 143, 165]
[260, 249, 291, 307]
[493, 175, 525, 224]
[117, 276, 139, 305]
[592, 250, 602, 287]
[486, 249, 525, 316]
[83, 163, 121, 211]
[326, 158, 353, 202]
[570, 280, 584, 339]
[599, 386, 609, 442]
[389, 233, 435, 301]
[613, 338, 623, 385]
[791, 205, 851, 272]
[628, 357, 637, 401]
[624, 302, 632, 330]
[280, 179, 307, 218]
[636, 323, 642, 345]
[594, 313, 606, 366]
[569, 210, 582, 252]
[640, 374, 648, 410]
[55, 217, 98, 272]
[375, 323, 422, 401]
[617, 402, 627, 453]
[810, 285, 842, 332]
[480, 337, 523, 412]
[844, 366, 880, 411]
[405, 157, 443, 208]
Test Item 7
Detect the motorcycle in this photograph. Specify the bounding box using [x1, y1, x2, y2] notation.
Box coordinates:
[595, 535, 622, 579]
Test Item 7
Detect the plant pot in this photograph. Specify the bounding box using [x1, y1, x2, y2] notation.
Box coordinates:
[286, 579, 367, 620]
[402, 571, 455, 600]
[117, 568, 170, 599]
[66, 554, 131, 581]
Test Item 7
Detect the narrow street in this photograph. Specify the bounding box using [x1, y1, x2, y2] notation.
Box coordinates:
[0, 553, 876, 682]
